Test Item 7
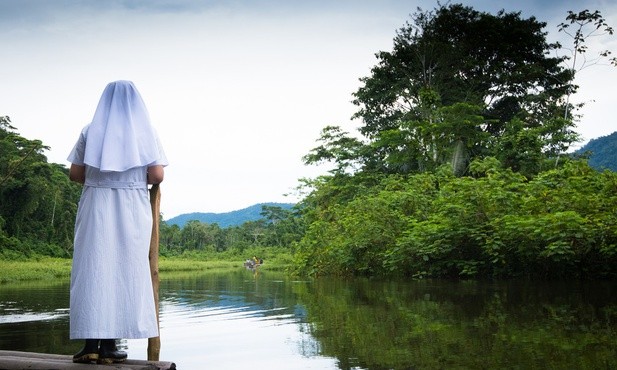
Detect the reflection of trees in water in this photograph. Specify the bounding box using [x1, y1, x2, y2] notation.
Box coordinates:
[159, 270, 300, 318]
[295, 322, 323, 358]
[160, 271, 327, 361]
[294, 278, 617, 370]
[2, 273, 615, 368]
[0, 281, 76, 354]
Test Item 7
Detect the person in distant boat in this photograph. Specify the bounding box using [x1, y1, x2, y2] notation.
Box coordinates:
[67, 80, 168, 364]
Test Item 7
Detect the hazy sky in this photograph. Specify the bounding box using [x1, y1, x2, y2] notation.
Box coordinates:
[1, 0, 616, 219]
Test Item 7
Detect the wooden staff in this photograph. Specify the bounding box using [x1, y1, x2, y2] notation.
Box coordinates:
[148, 184, 161, 361]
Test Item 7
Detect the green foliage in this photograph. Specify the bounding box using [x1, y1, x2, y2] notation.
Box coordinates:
[158, 204, 305, 259]
[0, 116, 82, 259]
[4, 4, 616, 285]
[293, 159, 617, 279]
[0, 257, 72, 283]
[0, 251, 295, 283]
[293, 278, 617, 369]
[305, 3, 579, 177]
[292, 172, 439, 277]
[293, 5, 616, 279]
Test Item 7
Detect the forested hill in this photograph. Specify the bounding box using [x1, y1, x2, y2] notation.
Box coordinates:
[166, 202, 295, 228]
[576, 131, 617, 171]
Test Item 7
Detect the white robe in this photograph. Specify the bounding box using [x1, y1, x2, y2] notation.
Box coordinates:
[68, 126, 165, 339]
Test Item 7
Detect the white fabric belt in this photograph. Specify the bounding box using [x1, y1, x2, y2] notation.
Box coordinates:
[84, 180, 146, 189]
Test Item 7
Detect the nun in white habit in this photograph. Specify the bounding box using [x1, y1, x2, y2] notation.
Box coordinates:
[67, 80, 168, 364]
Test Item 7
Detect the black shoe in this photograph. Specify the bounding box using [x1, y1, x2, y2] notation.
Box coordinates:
[98, 339, 128, 364]
[73, 339, 99, 363]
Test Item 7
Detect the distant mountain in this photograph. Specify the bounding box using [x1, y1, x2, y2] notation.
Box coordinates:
[576, 131, 617, 171]
[165, 202, 295, 228]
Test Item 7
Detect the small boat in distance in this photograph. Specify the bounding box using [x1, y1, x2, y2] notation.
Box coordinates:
[243, 256, 263, 271]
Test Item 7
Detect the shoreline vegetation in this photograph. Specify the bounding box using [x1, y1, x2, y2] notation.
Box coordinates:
[0, 253, 293, 284]
[4, 7, 617, 281]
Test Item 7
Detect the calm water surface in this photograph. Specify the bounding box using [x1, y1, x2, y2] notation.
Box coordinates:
[1, 269, 615, 369]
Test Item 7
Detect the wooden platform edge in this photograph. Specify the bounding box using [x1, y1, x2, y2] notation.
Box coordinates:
[0, 350, 176, 370]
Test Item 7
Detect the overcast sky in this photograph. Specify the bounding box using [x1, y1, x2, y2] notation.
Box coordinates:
[1, 0, 616, 219]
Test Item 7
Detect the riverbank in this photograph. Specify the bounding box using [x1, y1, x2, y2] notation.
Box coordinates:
[0, 253, 292, 283]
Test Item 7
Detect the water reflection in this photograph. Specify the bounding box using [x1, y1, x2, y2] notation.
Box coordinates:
[1, 271, 616, 369]
[294, 278, 617, 369]
[0, 281, 74, 355]
[0, 309, 68, 324]
[128, 270, 337, 369]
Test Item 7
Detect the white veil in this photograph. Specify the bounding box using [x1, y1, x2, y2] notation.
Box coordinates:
[83, 80, 162, 172]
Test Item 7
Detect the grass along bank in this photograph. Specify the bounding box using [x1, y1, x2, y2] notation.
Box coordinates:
[0, 251, 293, 283]
[0, 257, 72, 283]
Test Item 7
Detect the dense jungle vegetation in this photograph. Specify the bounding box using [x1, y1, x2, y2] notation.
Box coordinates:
[1, 4, 616, 279]
[0, 116, 82, 259]
[291, 4, 617, 279]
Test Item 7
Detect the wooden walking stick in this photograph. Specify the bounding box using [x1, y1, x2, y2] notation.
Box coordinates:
[148, 184, 161, 361]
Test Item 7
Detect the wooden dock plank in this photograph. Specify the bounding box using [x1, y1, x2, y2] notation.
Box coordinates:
[0, 350, 176, 370]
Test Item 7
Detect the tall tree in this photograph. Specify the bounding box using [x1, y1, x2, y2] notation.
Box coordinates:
[307, 3, 578, 176]
[295, 5, 617, 278]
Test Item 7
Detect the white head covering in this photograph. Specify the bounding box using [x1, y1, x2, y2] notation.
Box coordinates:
[83, 80, 162, 172]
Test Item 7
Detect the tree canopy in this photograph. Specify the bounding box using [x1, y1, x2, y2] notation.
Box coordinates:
[305, 3, 580, 177]
[295, 4, 617, 279]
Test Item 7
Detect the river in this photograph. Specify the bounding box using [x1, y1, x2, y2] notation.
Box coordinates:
[1, 269, 615, 369]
